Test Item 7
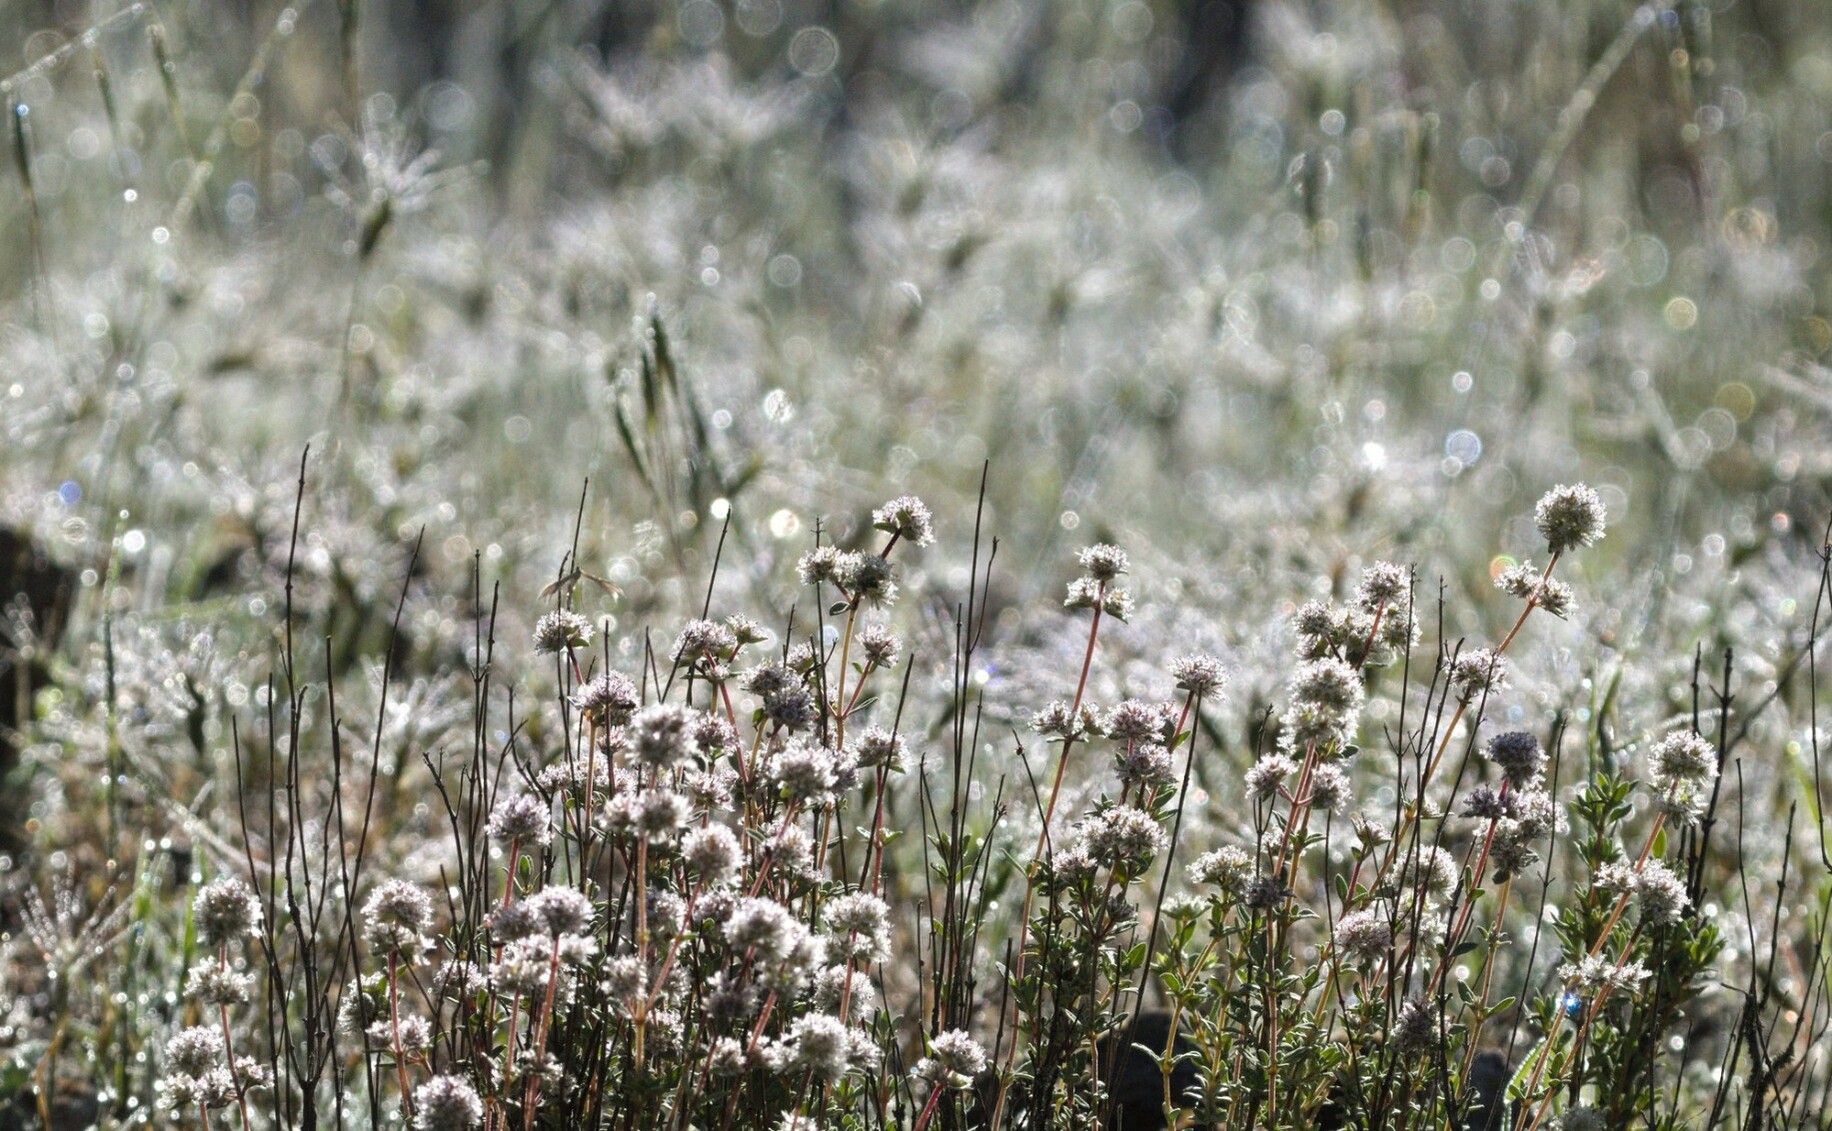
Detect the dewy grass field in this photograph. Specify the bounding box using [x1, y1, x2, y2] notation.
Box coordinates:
[2, 0, 1832, 1128]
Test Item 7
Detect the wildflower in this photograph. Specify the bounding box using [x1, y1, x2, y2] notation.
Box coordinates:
[1483, 731, 1545, 789]
[573, 671, 640, 725]
[726, 614, 770, 645]
[166, 1027, 226, 1076]
[1065, 577, 1128, 615]
[431, 960, 487, 999]
[779, 1013, 853, 1081]
[1601, 858, 1690, 926]
[185, 962, 253, 1005]
[823, 892, 892, 963]
[1398, 846, 1460, 903]
[1391, 997, 1438, 1057]
[763, 687, 818, 732]
[1459, 784, 1511, 821]
[361, 880, 434, 957]
[159, 1067, 235, 1112]
[413, 1076, 484, 1131]
[1241, 875, 1291, 911]
[1077, 544, 1129, 582]
[627, 703, 702, 769]
[1104, 699, 1168, 743]
[707, 1037, 750, 1076]
[685, 764, 739, 809]
[602, 956, 648, 1005]
[1510, 785, 1565, 841]
[742, 662, 797, 697]
[489, 900, 541, 942]
[770, 824, 820, 883]
[1280, 656, 1365, 755]
[693, 714, 740, 754]
[1647, 730, 1718, 826]
[366, 1013, 432, 1051]
[525, 886, 594, 936]
[1355, 561, 1410, 611]
[1170, 652, 1226, 696]
[1244, 753, 1298, 800]
[1496, 560, 1575, 618]
[872, 495, 936, 546]
[852, 725, 906, 770]
[724, 898, 803, 963]
[533, 610, 592, 655]
[1289, 657, 1364, 714]
[1556, 1108, 1607, 1131]
[673, 618, 738, 664]
[1074, 806, 1165, 875]
[619, 788, 690, 840]
[1448, 648, 1508, 703]
[837, 552, 898, 605]
[812, 965, 877, 1014]
[913, 1029, 987, 1090]
[487, 792, 552, 846]
[1534, 483, 1607, 555]
[193, 876, 263, 947]
[1352, 813, 1391, 847]
[491, 936, 557, 995]
[858, 622, 901, 667]
[1293, 600, 1345, 649]
[1308, 763, 1352, 814]
[1488, 828, 1541, 880]
[1032, 699, 1098, 740]
[769, 741, 840, 806]
[1188, 846, 1252, 890]
[1560, 954, 1651, 996]
[1115, 741, 1174, 788]
[797, 546, 845, 585]
[682, 824, 743, 886]
[1333, 908, 1393, 961]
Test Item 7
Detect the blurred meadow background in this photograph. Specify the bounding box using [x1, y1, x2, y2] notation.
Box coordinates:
[5, 0, 1832, 1127]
